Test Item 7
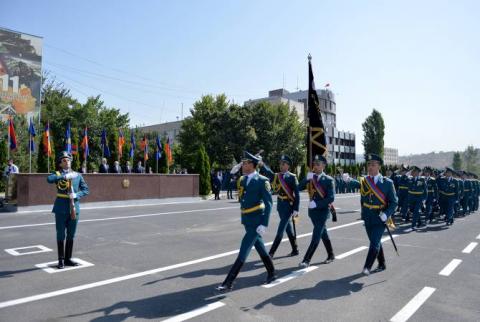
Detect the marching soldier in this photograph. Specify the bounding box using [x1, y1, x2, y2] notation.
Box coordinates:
[360, 154, 398, 275]
[397, 165, 410, 221]
[437, 167, 458, 226]
[298, 155, 336, 268]
[473, 174, 479, 212]
[216, 151, 275, 291]
[258, 155, 300, 258]
[423, 167, 438, 224]
[407, 166, 427, 229]
[460, 171, 472, 215]
[454, 171, 464, 217]
[47, 152, 89, 269]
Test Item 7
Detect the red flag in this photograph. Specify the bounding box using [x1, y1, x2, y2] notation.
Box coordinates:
[165, 136, 173, 166]
[140, 134, 149, 162]
[8, 117, 17, 150]
[118, 130, 125, 158]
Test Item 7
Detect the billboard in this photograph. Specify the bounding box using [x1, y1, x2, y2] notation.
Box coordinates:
[0, 27, 42, 121]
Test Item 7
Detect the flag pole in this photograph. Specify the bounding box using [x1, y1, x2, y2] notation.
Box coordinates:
[29, 133, 32, 173]
[7, 119, 10, 161]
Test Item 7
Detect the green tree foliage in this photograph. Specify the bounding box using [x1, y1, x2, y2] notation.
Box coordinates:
[452, 152, 462, 170]
[195, 145, 211, 196]
[463, 145, 479, 173]
[0, 137, 7, 191]
[362, 109, 385, 160]
[177, 95, 305, 173]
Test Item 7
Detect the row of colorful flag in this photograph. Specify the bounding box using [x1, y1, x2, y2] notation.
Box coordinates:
[6, 118, 173, 165]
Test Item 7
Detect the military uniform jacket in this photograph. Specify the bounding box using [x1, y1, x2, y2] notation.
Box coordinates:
[360, 175, 398, 226]
[299, 173, 335, 215]
[261, 165, 300, 212]
[47, 170, 89, 214]
[425, 176, 438, 200]
[408, 176, 427, 200]
[238, 172, 273, 227]
[463, 180, 472, 196]
[397, 175, 410, 195]
[437, 177, 458, 200]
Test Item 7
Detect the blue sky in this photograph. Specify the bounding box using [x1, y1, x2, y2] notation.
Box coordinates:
[2, 0, 479, 155]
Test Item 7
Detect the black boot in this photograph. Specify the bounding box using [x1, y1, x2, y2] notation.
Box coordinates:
[260, 255, 276, 284]
[322, 238, 335, 264]
[64, 240, 79, 266]
[375, 246, 386, 271]
[288, 234, 299, 256]
[215, 259, 244, 291]
[362, 247, 378, 275]
[299, 241, 319, 268]
[268, 236, 282, 258]
[57, 240, 65, 269]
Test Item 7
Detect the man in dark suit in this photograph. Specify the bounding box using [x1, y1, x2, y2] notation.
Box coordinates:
[99, 158, 109, 173]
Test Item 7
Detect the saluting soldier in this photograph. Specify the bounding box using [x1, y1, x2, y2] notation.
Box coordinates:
[437, 167, 459, 226]
[47, 152, 89, 269]
[407, 166, 427, 229]
[216, 151, 275, 291]
[259, 155, 300, 258]
[298, 155, 336, 268]
[423, 167, 438, 224]
[359, 154, 398, 275]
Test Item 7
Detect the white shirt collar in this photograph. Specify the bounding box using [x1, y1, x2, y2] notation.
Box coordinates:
[246, 171, 257, 181]
[369, 173, 382, 184]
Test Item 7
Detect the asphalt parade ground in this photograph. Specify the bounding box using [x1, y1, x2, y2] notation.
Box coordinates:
[0, 193, 479, 322]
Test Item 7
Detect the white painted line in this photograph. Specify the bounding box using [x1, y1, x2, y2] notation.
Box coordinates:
[262, 266, 318, 288]
[390, 287, 436, 322]
[35, 258, 95, 274]
[439, 259, 462, 277]
[4, 245, 52, 256]
[462, 242, 478, 254]
[162, 301, 225, 322]
[0, 219, 362, 309]
[476, 234, 480, 240]
[0, 206, 239, 230]
[336, 246, 368, 259]
[381, 235, 399, 243]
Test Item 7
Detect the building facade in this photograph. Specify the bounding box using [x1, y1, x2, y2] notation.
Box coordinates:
[384, 147, 399, 165]
[246, 88, 356, 165]
[137, 120, 182, 144]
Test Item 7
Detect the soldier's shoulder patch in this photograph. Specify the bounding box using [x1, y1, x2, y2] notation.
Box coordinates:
[265, 180, 272, 192]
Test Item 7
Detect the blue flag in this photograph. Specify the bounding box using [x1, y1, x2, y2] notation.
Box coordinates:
[65, 122, 72, 153]
[28, 118, 36, 152]
[155, 135, 162, 160]
[129, 132, 136, 158]
[101, 129, 111, 157]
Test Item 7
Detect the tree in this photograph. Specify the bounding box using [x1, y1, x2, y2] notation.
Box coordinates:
[362, 109, 385, 160]
[463, 145, 478, 173]
[452, 152, 462, 170]
[195, 145, 211, 196]
[0, 136, 7, 192]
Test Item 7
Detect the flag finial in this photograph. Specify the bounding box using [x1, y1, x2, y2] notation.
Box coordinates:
[308, 53, 312, 61]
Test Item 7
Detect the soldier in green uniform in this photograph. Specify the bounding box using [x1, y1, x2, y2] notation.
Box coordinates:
[359, 154, 398, 275]
[298, 155, 335, 268]
[216, 151, 275, 291]
[437, 167, 458, 226]
[258, 155, 300, 258]
[473, 173, 479, 211]
[423, 167, 438, 224]
[47, 152, 89, 269]
[407, 166, 427, 230]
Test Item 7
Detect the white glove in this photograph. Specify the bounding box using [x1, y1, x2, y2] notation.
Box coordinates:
[379, 212, 387, 222]
[69, 192, 77, 200]
[308, 200, 317, 209]
[306, 172, 314, 180]
[64, 172, 78, 180]
[292, 211, 299, 217]
[257, 160, 264, 167]
[256, 225, 266, 235]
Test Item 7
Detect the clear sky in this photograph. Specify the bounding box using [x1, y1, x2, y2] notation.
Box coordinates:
[2, 0, 479, 155]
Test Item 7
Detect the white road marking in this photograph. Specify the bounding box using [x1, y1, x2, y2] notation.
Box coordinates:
[4, 245, 52, 256]
[262, 266, 318, 288]
[438, 259, 462, 276]
[462, 242, 478, 254]
[476, 233, 480, 240]
[336, 246, 368, 259]
[35, 258, 95, 274]
[161, 301, 226, 322]
[390, 287, 436, 322]
[0, 219, 363, 309]
[0, 206, 239, 230]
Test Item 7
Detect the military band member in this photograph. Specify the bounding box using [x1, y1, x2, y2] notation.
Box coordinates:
[437, 167, 458, 226]
[423, 167, 438, 224]
[258, 155, 300, 258]
[47, 152, 89, 269]
[298, 155, 336, 268]
[216, 151, 275, 291]
[407, 166, 427, 229]
[360, 154, 398, 275]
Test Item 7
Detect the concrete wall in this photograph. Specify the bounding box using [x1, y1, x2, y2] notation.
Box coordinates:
[15, 174, 199, 206]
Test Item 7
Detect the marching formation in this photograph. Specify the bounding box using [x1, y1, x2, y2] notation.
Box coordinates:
[215, 151, 480, 291]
